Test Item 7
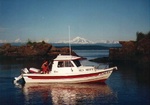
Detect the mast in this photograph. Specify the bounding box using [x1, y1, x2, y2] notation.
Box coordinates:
[68, 25, 71, 56]
[68, 26, 73, 71]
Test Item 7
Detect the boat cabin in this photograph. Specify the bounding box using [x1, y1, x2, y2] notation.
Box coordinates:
[51, 54, 95, 74]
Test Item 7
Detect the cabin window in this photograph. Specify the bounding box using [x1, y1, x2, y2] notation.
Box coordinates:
[73, 60, 81, 67]
[58, 61, 63, 67]
[65, 61, 74, 67]
[58, 61, 74, 67]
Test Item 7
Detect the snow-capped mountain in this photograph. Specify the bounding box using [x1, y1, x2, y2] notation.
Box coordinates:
[57, 36, 119, 44]
[71, 37, 94, 44]
[57, 36, 94, 44]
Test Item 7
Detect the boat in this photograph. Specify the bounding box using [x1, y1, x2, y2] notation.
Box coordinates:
[14, 54, 117, 83]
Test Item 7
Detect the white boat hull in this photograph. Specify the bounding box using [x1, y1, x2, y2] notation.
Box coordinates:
[22, 67, 116, 83]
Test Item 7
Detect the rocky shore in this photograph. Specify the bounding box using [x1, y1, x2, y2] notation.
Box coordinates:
[1, 32, 149, 64]
[0, 41, 77, 61]
[90, 32, 150, 64]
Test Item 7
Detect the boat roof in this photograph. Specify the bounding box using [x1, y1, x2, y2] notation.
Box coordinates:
[54, 54, 81, 61]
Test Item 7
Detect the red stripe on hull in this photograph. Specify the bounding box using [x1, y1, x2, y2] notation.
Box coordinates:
[26, 70, 111, 80]
[82, 79, 107, 83]
[27, 72, 99, 79]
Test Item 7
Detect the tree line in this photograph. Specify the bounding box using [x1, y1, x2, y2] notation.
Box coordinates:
[136, 31, 150, 42]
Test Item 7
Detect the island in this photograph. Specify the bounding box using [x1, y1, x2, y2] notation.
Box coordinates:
[0, 41, 77, 61]
[90, 32, 150, 64]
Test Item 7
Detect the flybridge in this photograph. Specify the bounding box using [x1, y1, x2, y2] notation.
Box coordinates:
[54, 54, 81, 61]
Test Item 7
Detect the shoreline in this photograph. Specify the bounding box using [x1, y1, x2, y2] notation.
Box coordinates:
[0, 41, 78, 61]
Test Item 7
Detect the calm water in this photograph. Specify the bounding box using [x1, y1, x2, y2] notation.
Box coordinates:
[0, 50, 150, 105]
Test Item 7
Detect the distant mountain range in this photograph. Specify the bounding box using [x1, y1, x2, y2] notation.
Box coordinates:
[57, 36, 119, 44]
[0, 36, 119, 45]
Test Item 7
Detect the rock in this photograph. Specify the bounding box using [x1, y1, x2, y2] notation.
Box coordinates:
[137, 36, 150, 55]
[0, 42, 77, 60]
[109, 36, 150, 63]
[90, 32, 150, 64]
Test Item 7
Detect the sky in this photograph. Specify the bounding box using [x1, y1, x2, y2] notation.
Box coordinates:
[0, 0, 150, 43]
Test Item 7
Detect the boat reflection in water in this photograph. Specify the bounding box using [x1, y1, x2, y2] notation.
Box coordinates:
[21, 83, 118, 105]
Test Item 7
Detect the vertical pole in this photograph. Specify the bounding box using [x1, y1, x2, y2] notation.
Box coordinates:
[68, 26, 73, 71]
[68, 25, 71, 55]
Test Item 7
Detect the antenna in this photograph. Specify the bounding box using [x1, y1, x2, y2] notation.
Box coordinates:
[68, 25, 71, 55]
[69, 26, 73, 71]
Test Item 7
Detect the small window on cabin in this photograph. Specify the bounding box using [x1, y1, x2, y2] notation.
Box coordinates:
[58, 61, 63, 67]
[73, 60, 81, 67]
[65, 61, 74, 67]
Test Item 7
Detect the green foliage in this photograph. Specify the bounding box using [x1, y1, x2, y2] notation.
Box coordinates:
[26, 39, 46, 46]
[41, 40, 46, 44]
[136, 31, 150, 42]
[26, 39, 38, 46]
[26, 39, 33, 45]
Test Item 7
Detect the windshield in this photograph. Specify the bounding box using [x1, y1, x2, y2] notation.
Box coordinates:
[73, 60, 81, 67]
